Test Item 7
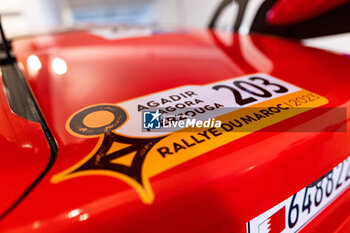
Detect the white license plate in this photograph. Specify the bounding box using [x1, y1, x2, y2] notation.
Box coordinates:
[247, 156, 350, 233]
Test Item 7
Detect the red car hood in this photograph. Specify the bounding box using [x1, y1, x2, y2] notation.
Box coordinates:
[0, 28, 349, 232]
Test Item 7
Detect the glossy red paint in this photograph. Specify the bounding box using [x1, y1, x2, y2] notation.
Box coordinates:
[0, 29, 348, 232]
[267, 0, 349, 25]
[0, 72, 50, 215]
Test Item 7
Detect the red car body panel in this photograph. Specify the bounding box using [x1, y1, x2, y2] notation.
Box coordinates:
[0, 74, 50, 216]
[267, 0, 349, 25]
[0, 29, 348, 232]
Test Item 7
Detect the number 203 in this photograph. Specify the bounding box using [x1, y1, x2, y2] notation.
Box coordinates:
[212, 76, 289, 106]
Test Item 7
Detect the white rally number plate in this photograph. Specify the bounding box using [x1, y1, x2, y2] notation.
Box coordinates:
[247, 156, 350, 233]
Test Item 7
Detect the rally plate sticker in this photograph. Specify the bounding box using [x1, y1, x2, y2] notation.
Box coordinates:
[52, 73, 329, 203]
[247, 156, 350, 233]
